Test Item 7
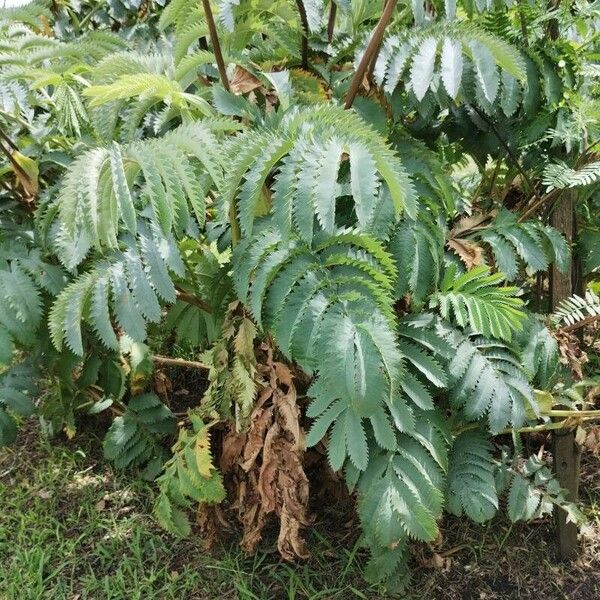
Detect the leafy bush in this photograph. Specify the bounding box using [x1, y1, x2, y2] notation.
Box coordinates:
[0, 0, 598, 591]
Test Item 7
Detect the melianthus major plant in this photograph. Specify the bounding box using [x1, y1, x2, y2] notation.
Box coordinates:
[1, 0, 599, 590]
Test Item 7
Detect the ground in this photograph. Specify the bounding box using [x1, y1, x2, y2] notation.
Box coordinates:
[0, 423, 599, 600]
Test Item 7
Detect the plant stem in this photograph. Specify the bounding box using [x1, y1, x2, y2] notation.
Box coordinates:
[471, 105, 543, 206]
[548, 409, 600, 418]
[455, 414, 600, 437]
[517, 0, 528, 46]
[0, 130, 35, 198]
[78, 0, 104, 30]
[295, 0, 310, 69]
[0, 126, 18, 152]
[201, 0, 230, 91]
[228, 201, 241, 245]
[344, 0, 397, 109]
[152, 355, 210, 370]
[518, 188, 562, 222]
[175, 287, 213, 313]
[327, 1, 337, 42]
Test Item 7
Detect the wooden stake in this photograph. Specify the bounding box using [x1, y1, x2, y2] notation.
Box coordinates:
[550, 191, 580, 560]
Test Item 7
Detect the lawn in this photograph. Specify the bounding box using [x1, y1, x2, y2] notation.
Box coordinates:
[1, 424, 599, 600]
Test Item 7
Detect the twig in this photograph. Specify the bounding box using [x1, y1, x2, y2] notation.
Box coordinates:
[344, 0, 398, 109]
[0, 180, 25, 202]
[0, 108, 30, 130]
[295, 0, 310, 69]
[327, 1, 336, 42]
[201, 0, 230, 91]
[560, 314, 600, 333]
[78, 0, 104, 30]
[518, 187, 562, 222]
[152, 354, 209, 370]
[471, 105, 543, 206]
[365, 0, 391, 83]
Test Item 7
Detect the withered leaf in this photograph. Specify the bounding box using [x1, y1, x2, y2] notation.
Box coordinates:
[230, 66, 263, 95]
[447, 238, 484, 269]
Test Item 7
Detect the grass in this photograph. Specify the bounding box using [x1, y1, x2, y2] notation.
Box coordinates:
[1, 424, 599, 599]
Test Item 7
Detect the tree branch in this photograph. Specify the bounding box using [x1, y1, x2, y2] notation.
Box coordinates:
[344, 0, 397, 109]
[295, 0, 310, 69]
[201, 0, 230, 91]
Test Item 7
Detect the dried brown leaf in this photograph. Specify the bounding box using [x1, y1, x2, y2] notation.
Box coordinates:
[230, 66, 263, 95]
[447, 238, 484, 269]
[449, 212, 493, 238]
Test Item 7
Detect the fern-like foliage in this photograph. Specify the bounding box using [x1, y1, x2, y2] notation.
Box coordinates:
[53, 119, 237, 268]
[436, 321, 537, 433]
[375, 22, 525, 105]
[0, 360, 38, 445]
[431, 265, 526, 342]
[552, 290, 600, 327]
[388, 215, 444, 305]
[0, 0, 594, 591]
[518, 316, 560, 389]
[154, 413, 226, 537]
[47, 120, 240, 354]
[543, 159, 600, 190]
[235, 227, 402, 441]
[103, 393, 177, 470]
[49, 227, 180, 354]
[476, 209, 570, 279]
[222, 105, 416, 242]
[497, 452, 585, 525]
[446, 429, 498, 523]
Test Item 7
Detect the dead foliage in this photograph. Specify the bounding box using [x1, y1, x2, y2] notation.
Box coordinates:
[218, 344, 311, 560]
[553, 328, 588, 380]
[447, 238, 484, 269]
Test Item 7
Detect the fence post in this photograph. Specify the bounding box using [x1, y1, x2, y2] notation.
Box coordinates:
[550, 191, 580, 560]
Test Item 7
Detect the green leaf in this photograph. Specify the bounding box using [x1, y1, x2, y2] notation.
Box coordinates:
[0, 327, 13, 365]
[441, 37, 463, 99]
[410, 37, 438, 102]
[508, 473, 541, 522]
[446, 430, 498, 522]
[469, 40, 499, 103]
